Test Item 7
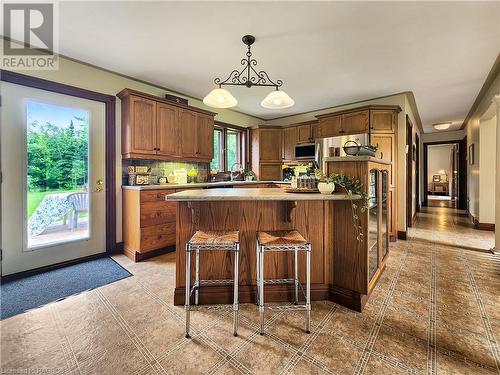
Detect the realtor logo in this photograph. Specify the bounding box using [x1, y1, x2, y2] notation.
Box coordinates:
[2, 2, 58, 70]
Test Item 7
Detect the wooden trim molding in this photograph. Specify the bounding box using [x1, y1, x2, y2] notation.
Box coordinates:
[0, 70, 117, 254]
[397, 231, 407, 240]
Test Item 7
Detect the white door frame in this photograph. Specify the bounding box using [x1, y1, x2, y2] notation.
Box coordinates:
[0, 70, 117, 276]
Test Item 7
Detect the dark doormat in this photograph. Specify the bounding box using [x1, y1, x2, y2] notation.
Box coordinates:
[0, 256, 132, 319]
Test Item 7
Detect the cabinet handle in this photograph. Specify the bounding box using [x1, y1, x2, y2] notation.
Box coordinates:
[156, 211, 161, 217]
[157, 234, 162, 240]
[156, 193, 162, 199]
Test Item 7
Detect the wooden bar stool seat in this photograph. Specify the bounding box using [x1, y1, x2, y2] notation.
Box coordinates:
[185, 230, 240, 338]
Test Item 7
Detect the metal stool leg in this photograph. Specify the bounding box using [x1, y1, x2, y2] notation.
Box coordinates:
[195, 248, 200, 305]
[306, 244, 311, 334]
[233, 243, 240, 336]
[185, 243, 192, 338]
[259, 245, 265, 335]
[294, 248, 299, 305]
[255, 240, 260, 305]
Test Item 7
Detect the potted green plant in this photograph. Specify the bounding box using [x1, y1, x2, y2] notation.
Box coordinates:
[245, 170, 256, 181]
[317, 174, 335, 194]
[317, 170, 369, 241]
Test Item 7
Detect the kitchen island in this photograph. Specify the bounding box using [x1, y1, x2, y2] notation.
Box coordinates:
[167, 186, 386, 311]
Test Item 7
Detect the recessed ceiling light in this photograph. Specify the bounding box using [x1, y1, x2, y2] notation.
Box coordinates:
[433, 122, 452, 131]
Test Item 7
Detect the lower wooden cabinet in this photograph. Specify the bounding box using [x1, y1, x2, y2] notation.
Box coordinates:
[123, 188, 177, 261]
[258, 163, 282, 181]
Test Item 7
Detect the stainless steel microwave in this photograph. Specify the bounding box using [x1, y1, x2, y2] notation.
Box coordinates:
[295, 143, 316, 160]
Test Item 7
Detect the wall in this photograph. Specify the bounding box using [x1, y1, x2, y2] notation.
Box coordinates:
[2, 40, 262, 243]
[427, 144, 454, 195]
[421, 129, 466, 144]
[464, 69, 499, 222]
[479, 115, 497, 224]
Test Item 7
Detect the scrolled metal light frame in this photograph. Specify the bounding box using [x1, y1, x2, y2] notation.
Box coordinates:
[213, 35, 283, 90]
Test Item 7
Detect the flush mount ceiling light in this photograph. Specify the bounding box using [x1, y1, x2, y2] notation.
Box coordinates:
[203, 35, 294, 110]
[433, 122, 452, 131]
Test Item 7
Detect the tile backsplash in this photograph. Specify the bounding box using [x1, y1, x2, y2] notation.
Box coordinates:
[122, 159, 209, 185]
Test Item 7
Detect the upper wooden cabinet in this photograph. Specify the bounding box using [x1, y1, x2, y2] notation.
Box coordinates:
[342, 110, 369, 134]
[156, 102, 179, 157]
[282, 126, 298, 161]
[196, 113, 215, 159]
[370, 109, 397, 133]
[251, 127, 282, 180]
[316, 106, 400, 138]
[118, 88, 215, 162]
[297, 122, 316, 143]
[259, 128, 282, 162]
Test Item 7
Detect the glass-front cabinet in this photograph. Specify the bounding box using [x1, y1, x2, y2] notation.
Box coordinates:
[369, 169, 379, 280]
[368, 167, 391, 283]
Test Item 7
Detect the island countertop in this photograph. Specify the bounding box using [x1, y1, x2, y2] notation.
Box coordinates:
[165, 187, 360, 201]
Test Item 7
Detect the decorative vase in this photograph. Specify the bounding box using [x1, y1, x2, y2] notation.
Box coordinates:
[318, 182, 335, 195]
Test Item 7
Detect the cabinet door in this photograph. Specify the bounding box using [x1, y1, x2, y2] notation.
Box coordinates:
[282, 126, 298, 161]
[179, 109, 198, 158]
[259, 129, 282, 162]
[370, 110, 396, 133]
[297, 124, 312, 144]
[317, 115, 342, 138]
[156, 103, 179, 157]
[196, 113, 214, 159]
[259, 163, 282, 181]
[381, 170, 390, 260]
[371, 134, 394, 184]
[130, 96, 156, 154]
[368, 169, 379, 281]
[342, 110, 369, 134]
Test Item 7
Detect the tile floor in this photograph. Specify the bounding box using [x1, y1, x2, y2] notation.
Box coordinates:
[408, 206, 495, 251]
[1, 211, 499, 374]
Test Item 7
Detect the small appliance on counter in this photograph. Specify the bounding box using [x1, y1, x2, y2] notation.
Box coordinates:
[282, 166, 295, 181]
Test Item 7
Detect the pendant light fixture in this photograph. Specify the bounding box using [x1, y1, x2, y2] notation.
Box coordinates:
[203, 35, 294, 110]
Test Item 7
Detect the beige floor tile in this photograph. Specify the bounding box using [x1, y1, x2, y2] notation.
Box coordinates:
[436, 351, 498, 374]
[363, 355, 410, 374]
[289, 358, 330, 374]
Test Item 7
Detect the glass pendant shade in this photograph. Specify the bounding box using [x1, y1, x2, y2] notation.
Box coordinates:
[203, 88, 237, 108]
[261, 90, 295, 109]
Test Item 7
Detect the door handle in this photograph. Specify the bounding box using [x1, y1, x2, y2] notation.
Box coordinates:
[95, 179, 104, 192]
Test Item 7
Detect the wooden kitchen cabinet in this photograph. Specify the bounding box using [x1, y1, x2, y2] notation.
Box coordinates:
[123, 188, 177, 261]
[118, 88, 215, 162]
[370, 109, 396, 133]
[197, 113, 215, 159]
[342, 110, 369, 134]
[251, 127, 283, 180]
[282, 126, 298, 161]
[317, 114, 342, 138]
[259, 163, 282, 181]
[179, 109, 198, 158]
[259, 128, 282, 162]
[156, 102, 179, 157]
[297, 122, 316, 143]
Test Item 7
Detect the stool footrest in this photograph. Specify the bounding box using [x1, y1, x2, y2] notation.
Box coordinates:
[196, 279, 234, 286]
[263, 278, 295, 285]
[266, 304, 310, 311]
[186, 304, 232, 312]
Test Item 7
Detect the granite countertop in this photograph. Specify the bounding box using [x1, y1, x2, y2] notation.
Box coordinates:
[166, 188, 360, 201]
[324, 156, 391, 165]
[122, 180, 290, 190]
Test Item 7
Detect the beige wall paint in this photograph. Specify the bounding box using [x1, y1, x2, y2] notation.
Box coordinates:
[479, 114, 497, 224]
[464, 70, 499, 222]
[421, 130, 466, 144]
[2, 42, 262, 243]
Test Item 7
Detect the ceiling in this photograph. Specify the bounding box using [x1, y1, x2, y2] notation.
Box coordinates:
[58, 1, 500, 132]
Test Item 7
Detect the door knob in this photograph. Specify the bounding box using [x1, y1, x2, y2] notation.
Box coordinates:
[95, 179, 104, 192]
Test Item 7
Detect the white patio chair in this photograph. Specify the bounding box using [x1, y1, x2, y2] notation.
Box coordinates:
[67, 193, 89, 230]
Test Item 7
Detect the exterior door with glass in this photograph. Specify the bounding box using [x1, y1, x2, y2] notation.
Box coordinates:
[1, 82, 106, 276]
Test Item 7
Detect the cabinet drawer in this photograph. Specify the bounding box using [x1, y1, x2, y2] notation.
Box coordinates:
[140, 189, 175, 203]
[140, 202, 176, 227]
[140, 223, 176, 252]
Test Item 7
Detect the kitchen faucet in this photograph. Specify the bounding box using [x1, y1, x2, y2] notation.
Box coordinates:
[230, 163, 243, 181]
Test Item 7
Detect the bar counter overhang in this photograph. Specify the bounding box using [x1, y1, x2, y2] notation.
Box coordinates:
[167, 186, 383, 312]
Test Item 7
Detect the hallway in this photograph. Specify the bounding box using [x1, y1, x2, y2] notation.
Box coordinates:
[409, 206, 495, 252]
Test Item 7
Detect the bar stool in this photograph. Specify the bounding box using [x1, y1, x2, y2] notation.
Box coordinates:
[185, 230, 240, 338]
[256, 230, 311, 335]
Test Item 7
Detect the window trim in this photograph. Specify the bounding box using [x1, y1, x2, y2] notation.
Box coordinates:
[213, 121, 247, 172]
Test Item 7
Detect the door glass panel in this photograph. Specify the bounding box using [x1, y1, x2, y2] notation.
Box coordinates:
[26, 101, 90, 249]
[369, 169, 379, 280]
[381, 170, 389, 259]
[227, 130, 241, 169]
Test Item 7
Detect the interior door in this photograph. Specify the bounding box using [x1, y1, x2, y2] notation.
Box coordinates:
[1, 82, 106, 275]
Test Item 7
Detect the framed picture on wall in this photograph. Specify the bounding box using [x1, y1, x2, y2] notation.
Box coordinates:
[432, 175, 441, 182]
[468, 144, 474, 165]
